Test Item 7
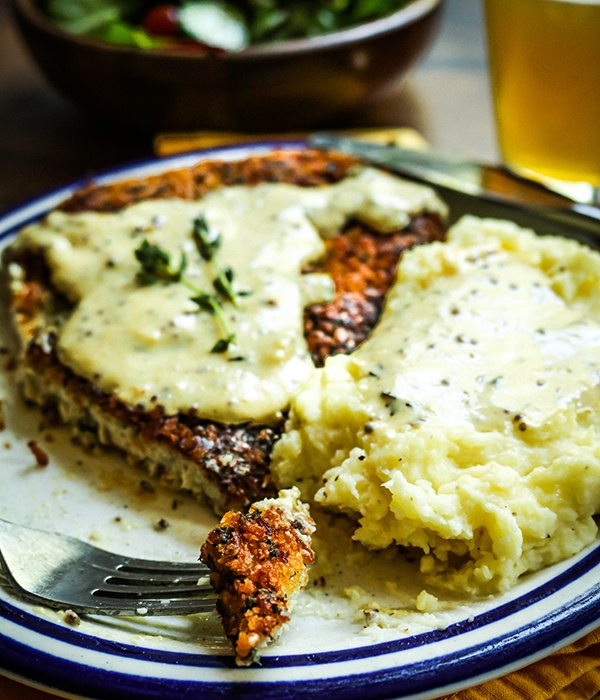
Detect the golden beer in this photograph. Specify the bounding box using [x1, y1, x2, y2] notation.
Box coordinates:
[484, 0, 600, 186]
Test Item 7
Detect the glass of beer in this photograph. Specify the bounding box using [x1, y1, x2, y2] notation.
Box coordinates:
[483, 0, 600, 204]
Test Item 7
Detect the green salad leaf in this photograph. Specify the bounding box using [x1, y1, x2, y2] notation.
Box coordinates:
[41, 0, 412, 50]
[45, 0, 139, 33]
[179, 2, 250, 51]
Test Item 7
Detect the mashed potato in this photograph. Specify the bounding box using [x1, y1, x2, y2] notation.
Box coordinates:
[272, 216, 600, 595]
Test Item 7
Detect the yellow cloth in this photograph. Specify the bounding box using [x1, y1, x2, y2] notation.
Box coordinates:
[443, 628, 600, 700]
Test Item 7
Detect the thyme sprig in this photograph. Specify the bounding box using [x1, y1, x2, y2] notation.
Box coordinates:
[187, 290, 236, 354]
[134, 235, 235, 353]
[192, 215, 239, 306]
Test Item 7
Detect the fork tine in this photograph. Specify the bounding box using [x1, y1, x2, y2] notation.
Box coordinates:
[90, 570, 216, 616]
[114, 558, 209, 574]
[96, 582, 213, 600]
[106, 571, 207, 586]
[88, 597, 217, 616]
[0, 517, 217, 616]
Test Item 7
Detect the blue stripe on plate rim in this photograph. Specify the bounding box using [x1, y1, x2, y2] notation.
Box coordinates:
[1, 141, 600, 699]
[2, 537, 600, 667]
[1, 565, 599, 700]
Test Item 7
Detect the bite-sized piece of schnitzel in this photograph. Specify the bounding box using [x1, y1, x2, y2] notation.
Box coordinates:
[200, 488, 315, 666]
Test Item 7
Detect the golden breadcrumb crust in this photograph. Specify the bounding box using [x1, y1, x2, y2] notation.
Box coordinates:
[200, 499, 315, 666]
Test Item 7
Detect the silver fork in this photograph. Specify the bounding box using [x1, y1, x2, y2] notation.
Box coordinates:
[0, 517, 215, 616]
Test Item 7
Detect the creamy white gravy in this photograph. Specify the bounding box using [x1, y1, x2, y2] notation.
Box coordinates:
[14, 167, 445, 422]
[346, 219, 600, 432]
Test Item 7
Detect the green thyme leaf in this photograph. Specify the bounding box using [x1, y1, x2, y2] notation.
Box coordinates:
[211, 335, 236, 353]
[134, 239, 186, 285]
[213, 266, 237, 304]
[193, 214, 222, 262]
[189, 292, 219, 316]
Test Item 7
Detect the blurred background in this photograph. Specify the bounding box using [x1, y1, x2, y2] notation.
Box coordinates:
[0, 0, 497, 211]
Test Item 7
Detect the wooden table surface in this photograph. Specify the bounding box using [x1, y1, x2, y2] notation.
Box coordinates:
[0, 2, 501, 698]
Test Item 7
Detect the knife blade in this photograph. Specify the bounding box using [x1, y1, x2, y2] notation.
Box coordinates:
[308, 133, 600, 246]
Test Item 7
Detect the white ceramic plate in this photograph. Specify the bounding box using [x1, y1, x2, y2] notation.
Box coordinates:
[1, 143, 600, 700]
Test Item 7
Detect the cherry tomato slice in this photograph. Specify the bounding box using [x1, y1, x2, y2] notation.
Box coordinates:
[143, 5, 181, 37]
